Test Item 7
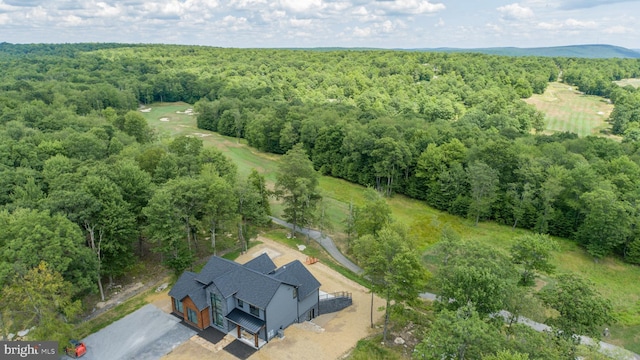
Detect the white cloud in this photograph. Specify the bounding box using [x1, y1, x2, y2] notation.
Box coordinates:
[278, 0, 323, 13]
[290, 18, 313, 27]
[381, 19, 394, 32]
[537, 21, 562, 30]
[353, 26, 372, 37]
[230, 0, 267, 9]
[486, 22, 501, 32]
[435, 17, 444, 27]
[352, 6, 368, 16]
[537, 18, 597, 30]
[25, 6, 48, 21]
[95, 2, 121, 18]
[375, 0, 445, 15]
[0, 1, 20, 12]
[603, 25, 633, 34]
[497, 3, 534, 20]
[219, 14, 249, 30]
[260, 9, 286, 22]
[564, 18, 597, 28]
[0, 13, 10, 24]
[61, 14, 84, 26]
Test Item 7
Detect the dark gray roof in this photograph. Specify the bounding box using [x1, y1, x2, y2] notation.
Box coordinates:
[271, 260, 321, 299]
[226, 308, 265, 333]
[208, 262, 282, 309]
[170, 256, 321, 313]
[243, 253, 277, 274]
[168, 271, 209, 311]
[194, 256, 238, 285]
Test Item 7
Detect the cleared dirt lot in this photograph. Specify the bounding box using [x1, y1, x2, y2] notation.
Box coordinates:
[162, 236, 386, 360]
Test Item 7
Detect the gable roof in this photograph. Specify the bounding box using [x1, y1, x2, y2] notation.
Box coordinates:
[168, 271, 209, 311]
[243, 253, 277, 274]
[210, 264, 283, 309]
[171, 255, 321, 312]
[271, 260, 321, 299]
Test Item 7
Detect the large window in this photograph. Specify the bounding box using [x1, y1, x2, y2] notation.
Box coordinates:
[249, 305, 259, 317]
[187, 308, 198, 324]
[211, 293, 224, 327]
[173, 298, 183, 313]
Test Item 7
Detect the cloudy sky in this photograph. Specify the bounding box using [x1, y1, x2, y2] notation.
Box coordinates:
[1, 0, 638, 49]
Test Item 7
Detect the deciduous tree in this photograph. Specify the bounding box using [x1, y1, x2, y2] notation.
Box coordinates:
[467, 161, 499, 225]
[510, 234, 558, 286]
[0, 262, 82, 346]
[353, 226, 430, 343]
[538, 273, 613, 340]
[275, 143, 320, 239]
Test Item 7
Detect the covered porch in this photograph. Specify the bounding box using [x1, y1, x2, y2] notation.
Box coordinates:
[225, 309, 267, 349]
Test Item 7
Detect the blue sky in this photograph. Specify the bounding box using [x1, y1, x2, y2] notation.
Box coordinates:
[0, 0, 638, 49]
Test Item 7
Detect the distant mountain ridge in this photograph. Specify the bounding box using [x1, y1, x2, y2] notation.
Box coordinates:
[420, 44, 640, 59]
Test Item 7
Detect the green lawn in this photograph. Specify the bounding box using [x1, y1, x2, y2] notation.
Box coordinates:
[524, 82, 614, 137]
[143, 103, 640, 353]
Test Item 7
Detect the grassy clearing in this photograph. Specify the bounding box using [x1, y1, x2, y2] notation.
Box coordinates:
[524, 82, 614, 137]
[614, 78, 640, 88]
[144, 103, 640, 353]
[141, 103, 279, 180]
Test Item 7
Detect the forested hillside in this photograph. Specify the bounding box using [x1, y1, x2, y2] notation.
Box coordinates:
[1, 44, 640, 351]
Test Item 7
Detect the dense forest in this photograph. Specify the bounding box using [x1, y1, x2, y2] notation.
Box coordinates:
[1, 43, 640, 356]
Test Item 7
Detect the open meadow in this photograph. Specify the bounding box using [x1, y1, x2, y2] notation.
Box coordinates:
[614, 78, 640, 88]
[524, 82, 614, 137]
[143, 103, 640, 353]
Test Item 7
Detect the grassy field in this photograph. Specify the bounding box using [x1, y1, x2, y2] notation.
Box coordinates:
[614, 78, 640, 88]
[524, 82, 614, 137]
[142, 103, 640, 353]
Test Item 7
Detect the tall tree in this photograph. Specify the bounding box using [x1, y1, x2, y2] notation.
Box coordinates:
[46, 173, 137, 301]
[467, 161, 499, 225]
[0, 262, 82, 347]
[353, 187, 392, 238]
[434, 242, 518, 316]
[0, 208, 97, 294]
[413, 305, 501, 360]
[143, 186, 195, 274]
[510, 234, 558, 286]
[506, 182, 534, 230]
[353, 226, 430, 343]
[371, 137, 411, 196]
[122, 110, 154, 144]
[199, 164, 237, 254]
[538, 273, 613, 342]
[236, 172, 270, 252]
[535, 166, 565, 234]
[275, 143, 321, 239]
[576, 187, 632, 259]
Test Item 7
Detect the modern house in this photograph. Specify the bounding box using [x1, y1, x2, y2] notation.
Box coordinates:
[169, 253, 321, 348]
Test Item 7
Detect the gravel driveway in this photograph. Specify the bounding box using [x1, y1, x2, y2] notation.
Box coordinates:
[78, 304, 196, 360]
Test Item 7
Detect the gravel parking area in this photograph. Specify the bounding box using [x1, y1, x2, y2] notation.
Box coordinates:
[78, 304, 196, 360]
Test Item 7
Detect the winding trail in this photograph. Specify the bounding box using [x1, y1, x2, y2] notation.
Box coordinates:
[271, 217, 640, 360]
[270, 217, 363, 274]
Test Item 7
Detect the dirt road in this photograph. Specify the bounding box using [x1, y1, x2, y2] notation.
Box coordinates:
[162, 236, 386, 360]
